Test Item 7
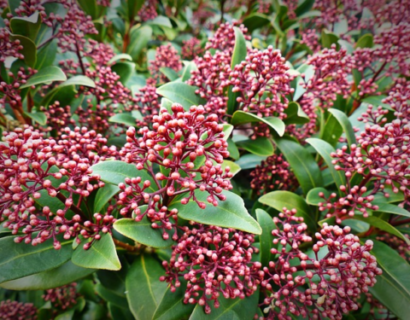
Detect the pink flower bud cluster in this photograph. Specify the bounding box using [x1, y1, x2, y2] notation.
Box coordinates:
[134, 81, 160, 126]
[250, 155, 296, 195]
[261, 210, 381, 320]
[300, 29, 321, 53]
[230, 47, 294, 119]
[160, 223, 262, 314]
[149, 44, 182, 84]
[365, 0, 410, 26]
[182, 38, 203, 60]
[118, 104, 233, 235]
[85, 40, 115, 65]
[205, 22, 250, 54]
[0, 28, 24, 62]
[311, 0, 359, 30]
[0, 300, 37, 320]
[187, 50, 231, 120]
[139, 0, 158, 22]
[258, 0, 271, 13]
[192, 2, 215, 29]
[0, 126, 116, 249]
[38, 101, 76, 133]
[43, 283, 79, 310]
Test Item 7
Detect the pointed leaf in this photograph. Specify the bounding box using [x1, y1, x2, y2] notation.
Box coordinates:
[127, 25, 152, 60]
[20, 66, 66, 89]
[109, 113, 137, 127]
[156, 82, 205, 110]
[283, 102, 310, 125]
[61, 75, 96, 88]
[328, 108, 356, 147]
[236, 136, 274, 156]
[231, 111, 285, 136]
[373, 203, 410, 217]
[256, 209, 275, 267]
[153, 284, 195, 320]
[10, 12, 41, 42]
[94, 184, 120, 213]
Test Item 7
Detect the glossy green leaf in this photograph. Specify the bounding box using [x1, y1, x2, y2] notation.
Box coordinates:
[231, 111, 285, 136]
[236, 136, 274, 156]
[355, 34, 374, 48]
[95, 284, 128, 309]
[328, 108, 356, 147]
[242, 13, 270, 32]
[370, 240, 410, 320]
[94, 184, 120, 213]
[373, 203, 410, 218]
[111, 61, 135, 85]
[227, 139, 240, 160]
[321, 30, 340, 49]
[295, 0, 315, 16]
[35, 40, 57, 70]
[157, 82, 205, 110]
[126, 255, 168, 320]
[169, 190, 262, 235]
[160, 67, 179, 81]
[0, 236, 72, 283]
[108, 53, 133, 65]
[114, 216, 173, 249]
[222, 160, 241, 177]
[77, 0, 99, 19]
[274, 137, 323, 194]
[108, 303, 134, 320]
[40, 85, 76, 107]
[321, 113, 343, 147]
[259, 191, 316, 231]
[353, 216, 410, 244]
[127, 25, 152, 60]
[72, 233, 121, 271]
[10, 12, 41, 42]
[24, 111, 47, 125]
[153, 284, 195, 320]
[256, 209, 275, 267]
[20, 66, 67, 89]
[0, 261, 94, 290]
[283, 102, 310, 125]
[61, 75, 96, 88]
[10, 34, 37, 67]
[306, 187, 331, 206]
[90, 160, 157, 191]
[109, 113, 137, 127]
[236, 154, 267, 170]
[181, 61, 198, 82]
[306, 138, 345, 192]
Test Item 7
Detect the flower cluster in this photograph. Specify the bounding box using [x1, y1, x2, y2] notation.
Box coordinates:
[139, 0, 158, 22]
[182, 38, 203, 60]
[39, 101, 76, 133]
[0, 300, 37, 320]
[0, 28, 24, 62]
[43, 283, 79, 310]
[250, 155, 296, 195]
[160, 223, 262, 314]
[149, 44, 182, 84]
[261, 210, 381, 320]
[134, 80, 160, 126]
[0, 126, 115, 249]
[205, 22, 250, 54]
[118, 104, 233, 235]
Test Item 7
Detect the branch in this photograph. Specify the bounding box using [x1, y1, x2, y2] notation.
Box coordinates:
[56, 192, 88, 220]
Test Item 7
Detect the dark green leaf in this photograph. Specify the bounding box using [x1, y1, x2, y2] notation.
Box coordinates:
[242, 13, 270, 32]
[108, 303, 134, 320]
[321, 113, 343, 147]
[259, 190, 316, 231]
[0, 261, 94, 290]
[24, 111, 47, 125]
[181, 61, 198, 82]
[231, 111, 285, 136]
[306, 138, 345, 192]
[40, 85, 75, 107]
[227, 139, 239, 160]
[169, 190, 262, 235]
[274, 137, 323, 194]
[94, 184, 120, 213]
[156, 82, 205, 110]
[111, 61, 135, 85]
[72, 233, 121, 271]
[256, 209, 275, 267]
[95, 283, 128, 309]
[328, 108, 356, 147]
[237, 136, 274, 157]
[20, 66, 67, 89]
[236, 154, 267, 170]
[10, 34, 37, 67]
[108, 53, 133, 65]
[295, 0, 315, 17]
[0, 236, 72, 283]
[35, 40, 57, 70]
[127, 25, 152, 60]
[109, 113, 137, 127]
[126, 255, 168, 320]
[10, 12, 41, 42]
[283, 102, 310, 125]
[373, 203, 410, 218]
[153, 284, 195, 320]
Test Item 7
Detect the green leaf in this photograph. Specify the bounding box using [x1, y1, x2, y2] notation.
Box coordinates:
[95, 283, 129, 309]
[153, 283, 195, 320]
[94, 184, 120, 213]
[355, 34, 374, 48]
[160, 67, 179, 81]
[259, 191, 316, 231]
[127, 25, 152, 61]
[61, 75, 96, 88]
[284, 102, 309, 125]
[109, 113, 137, 127]
[236, 136, 274, 156]
[181, 61, 198, 82]
[328, 108, 356, 147]
[306, 187, 330, 206]
[41, 85, 76, 107]
[373, 203, 410, 218]
[35, 40, 57, 70]
[126, 255, 168, 320]
[256, 209, 275, 267]
[306, 138, 345, 192]
[0, 261, 94, 290]
[10, 34, 37, 67]
[156, 82, 205, 110]
[222, 160, 241, 177]
[353, 216, 410, 245]
[20, 66, 67, 89]
[0, 236, 72, 283]
[242, 13, 270, 32]
[24, 111, 47, 125]
[321, 30, 340, 49]
[295, 0, 315, 17]
[10, 12, 41, 42]
[321, 113, 343, 147]
[231, 111, 285, 136]
[227, 139, 239, 160]
[236, 154, 267, 170]
[108, 53, 133, 65]
[72, 233, 121, 271]
[369, 240, 410, 320]
[189, 290, 259, 320]
[169, 190, 262, 235]
[77, 0, 99, 19]
[111, 61, 135, 85]
[274, 137, 323, 194]
[90, 160, 157, 191]
[108, 303, 134, 320]
[114, 216, 173, 249]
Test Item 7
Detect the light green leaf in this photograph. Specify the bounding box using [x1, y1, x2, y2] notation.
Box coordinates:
[10, 12, 41, 42]
[108, 53, 133, 65]
[160, 67, 179, 81]
[306, 187, 330, 206]
[127, 25, 152, 60]
[256, 209, 275, 267]
[236, 154, 267, 170]
[373, 203, 410, 218]
[355, 34, 373, 48]
[20, 66, 66, 89]
[284, 101, 309, 125]
[156, 82, 205, 110]
[231, 111, 285, 136]
[24, 111, 47, 125]
[328, 108, 356, 147]
[94, 184, 120, 213]
[236, 136, 274, 157]
[72, 233, 121, 271]
[109, 113, 137, 127]
[169, 190, 262, 235]
[61, 75, 96, 88]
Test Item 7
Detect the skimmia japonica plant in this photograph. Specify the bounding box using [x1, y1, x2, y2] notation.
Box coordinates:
[0, 0, 409, 319]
